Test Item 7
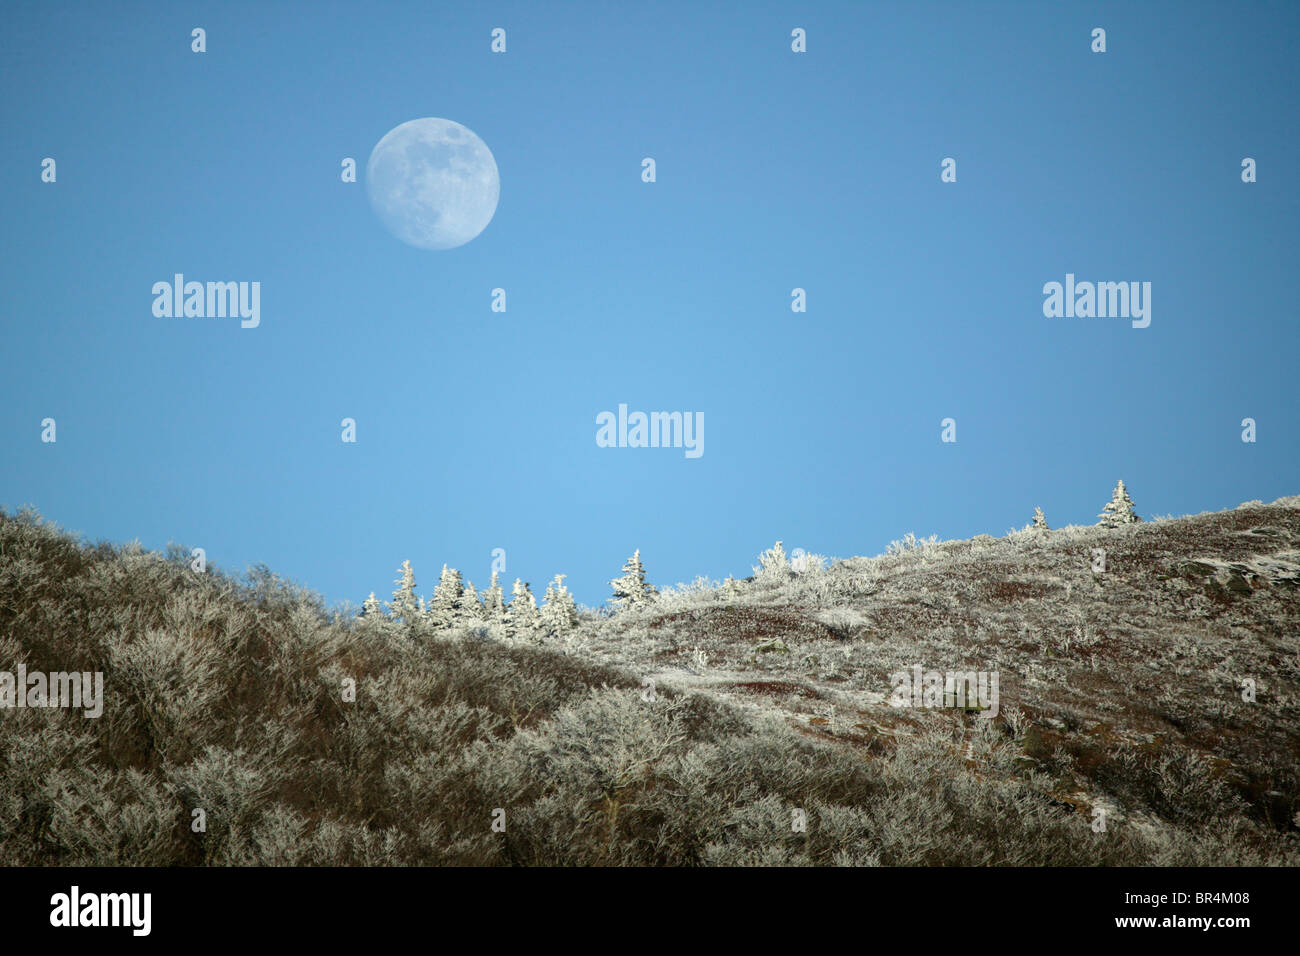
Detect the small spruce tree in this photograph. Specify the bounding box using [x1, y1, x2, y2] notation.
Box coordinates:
[540, 573, 579, 639]
[506, 578, 538, 636]
[558, 580, 579, 626]
[482, 572, 507, 627]
[456, 580, 483, 625]
[428, 564, 463, 627]
[609, 549, 657, 610]
[1098, 480, 1142, 528]
[1031, 507, 1050, 531]
[388, 560, 419, 623]
[361, 591, 383, 618]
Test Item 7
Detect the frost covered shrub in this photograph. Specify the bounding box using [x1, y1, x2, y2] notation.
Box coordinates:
[106, 626, 224, 764]
[753, 541, 791, 582]
[885, 532, 940, 557]
[787, 557, 835, 605]
[650, 576, 724, 614]
[790, 551, 827, 575]
[167, 745, 284, 865]
[813, 607, 869, 638]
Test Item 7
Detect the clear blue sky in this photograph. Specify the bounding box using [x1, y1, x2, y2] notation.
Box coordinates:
[3, 0, 1297, 609]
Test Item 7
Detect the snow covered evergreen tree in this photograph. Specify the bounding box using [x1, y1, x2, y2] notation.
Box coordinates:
[388, 560, 420, 624]
[609, 550, 657, 610]
[361, 591, 383, 618]
[557, 578, 579, 626]
[540, 573, 579, 638]
[427, 564, 463, 628]
[1098, 480, 1142, 528]
[482, 572, 507, 627]
[506, 578, 538, 636]
[1031, 507, 1050, 531]
[456, 580, 483, 625]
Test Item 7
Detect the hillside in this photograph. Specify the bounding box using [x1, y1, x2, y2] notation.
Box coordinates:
[1, 497, 1298, 866]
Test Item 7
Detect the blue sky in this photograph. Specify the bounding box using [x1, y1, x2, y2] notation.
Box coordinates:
[3, 0, 1296, 608]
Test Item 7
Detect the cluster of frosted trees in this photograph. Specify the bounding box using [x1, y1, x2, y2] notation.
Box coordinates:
[1028, 479, 1142, 531]
[362, 563, 578, 640]
[362, 549, 660, 638]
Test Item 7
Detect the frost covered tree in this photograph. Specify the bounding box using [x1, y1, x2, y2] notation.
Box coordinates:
[427, 564, 463, 628]
[540, 574, 579, 638]
[1098, 480, 1142, 528]
[482, 572, 507, 627]
[755, 541, 791, 579]
[506, 578, 538, 636]
[388, 560, 420, 624]
[721, 575, 745, 601]
[609, 550, 657, 610]
[1031, 507, 1050, 531]
[361, 591, 384, 618]
[456, 580, 483, 625]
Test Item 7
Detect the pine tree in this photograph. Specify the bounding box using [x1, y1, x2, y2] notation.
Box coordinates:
[388, 560, 419, 623]
[609, 549, 657, 610]
[361, 591, 384, 618]
[1031, 507, 1050, 531]
[506, 578, 538, 636]
[540, 573, 579, 638]
[1098, 479, 1141, 528]
[428, 564, 463, 627]
[482, 572, 507, 627]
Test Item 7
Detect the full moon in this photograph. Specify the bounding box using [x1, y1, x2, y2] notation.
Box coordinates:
[365, 118, 500, 251]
